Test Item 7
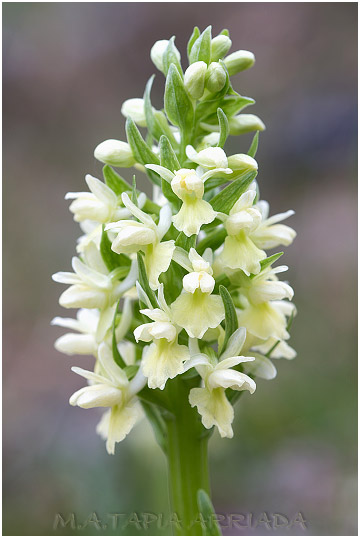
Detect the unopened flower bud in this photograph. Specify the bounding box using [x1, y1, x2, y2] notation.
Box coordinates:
[196, 132, 221, 151]
[228, 153, 258, 172]
[184, 61, 207, 99]
[94, 139, 136, 168]
[224, 50, 255, 76]
[205, 62, 226, 93]
[150, 39, 180, 73]
[211, 35, 232, 62]
[121, 98, 147, 127]
[229, 114, 265, 135]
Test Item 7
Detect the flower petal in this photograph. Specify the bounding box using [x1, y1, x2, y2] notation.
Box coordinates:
[189, 386, 234, 438]
[141, 340, 189, 390]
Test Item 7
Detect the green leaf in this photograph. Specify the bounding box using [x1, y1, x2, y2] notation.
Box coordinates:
[217, 107, 229, 148]
[112, 300, 126, 369]
[124, 365, 138, 380]
[175, 231, 196, 251]
[248, 131, 259, 158]
[158, 136, 182, 209]
[197, 228, 226, 255]
[189, 26, 212, 65]
[102, 165, 131, 196]
[137, 252, 158, 308]
[218, 94, 254, 117]
[209, 170, 257, 214]
[143, 78, 178, 144]
[259, 252, 284, 273]
[165, 64, 194, 134]
[144, 75, 163, 141]
[204, 177, 229, 193]
[163, 36, 182, 77]
[159, 135, 180, 171]
[100, 226, 131, 272]
[141, 401, 167, 453]
[160, 260, 185, 304]
[131, 175, 138, 206]
[219, 285, 238, 355]
[197, 489, 221, 536]
[125, 116, 160, 166]
[187, 26, 200, 60]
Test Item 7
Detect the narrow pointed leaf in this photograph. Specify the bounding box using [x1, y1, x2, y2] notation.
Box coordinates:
[131, 175, 138, 206]
[219, 285, 238, 355]
[259, 252, 283, 273]
[125, 116, 159, 166]
[247, 131, 259, 158]
[187, 26, 200, 60]
[159, 135, 182, 208]
[165, 64, 194, 133]
[141, 401, 167, 453]
[197, 489, 221, 536]
[137, 252, 158, 308]
[163, 36, 182, 77]
[197, 228, 226, 255]
[102, 165, 131, 196]
[217, 107, 229, 148]
[175, 231, 196, 252]
[209, 170, 257, 214]
[112, 300, 126, 369]
[189, 26, 212, 65]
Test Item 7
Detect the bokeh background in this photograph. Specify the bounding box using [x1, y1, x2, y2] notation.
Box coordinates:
[3, 2, 357, 536]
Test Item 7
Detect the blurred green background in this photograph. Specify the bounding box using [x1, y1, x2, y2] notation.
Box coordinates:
[3, 2, 357, 536]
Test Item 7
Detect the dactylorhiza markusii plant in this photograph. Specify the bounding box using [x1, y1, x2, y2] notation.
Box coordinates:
[52, 26, 296, 536]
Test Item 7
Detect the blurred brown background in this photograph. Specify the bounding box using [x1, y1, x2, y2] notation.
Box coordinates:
[3, 2, 357, 536]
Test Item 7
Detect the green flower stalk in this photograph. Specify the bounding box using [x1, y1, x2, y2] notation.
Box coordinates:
[52, 26, 296, 536]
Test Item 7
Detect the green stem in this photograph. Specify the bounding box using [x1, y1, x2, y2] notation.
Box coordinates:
[164, 378, 211, 536]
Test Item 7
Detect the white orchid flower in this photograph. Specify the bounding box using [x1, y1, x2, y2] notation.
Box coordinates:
[52, 243, 138, 340]
[234, 264, 295, 342]
[218, 189, 266, 275]
[245, 265, 294, 305]
[237, 296, 295, 342]
[146, 146, 232, 237]
[121, 98, 147, 127]
[51, 308, 100, 357]
[70, 342, 146, 454]
[105, 193, 174, 290]
[171, 248, 225, 339]
[76, 219, 103, 254]
[134, 285, 190, 390]
[189, 353, 256, 438]
[94, 139, 136, 168]
[65, 174, 140, 224]
[251, 201, 296, 249]
[252, 337, 297, 360]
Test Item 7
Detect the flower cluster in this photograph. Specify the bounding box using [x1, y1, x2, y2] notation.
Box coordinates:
[53, 26, 296, 454]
